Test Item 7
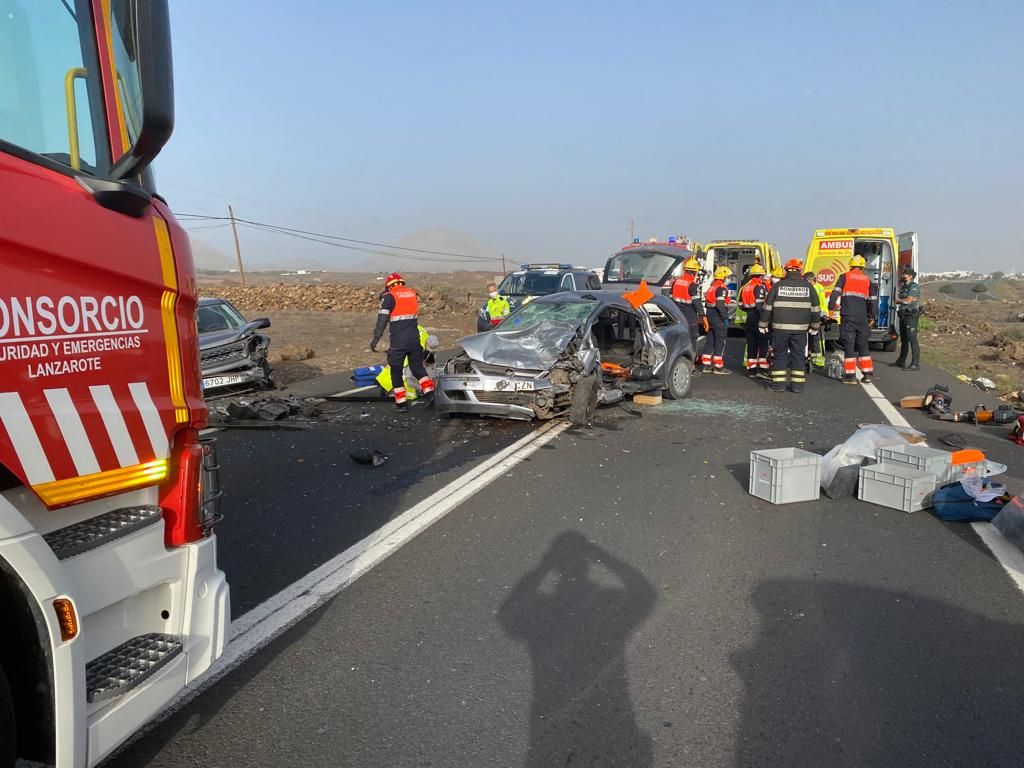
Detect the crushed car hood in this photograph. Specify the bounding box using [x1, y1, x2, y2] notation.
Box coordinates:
[198, 322, 265, 350]
[459, 320, 582, 370]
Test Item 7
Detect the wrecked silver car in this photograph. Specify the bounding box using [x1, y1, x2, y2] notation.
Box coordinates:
[197, 297, 273, 394]
[437, 291, 695, 424]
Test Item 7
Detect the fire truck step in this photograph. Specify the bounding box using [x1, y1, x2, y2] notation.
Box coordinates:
[43, 505, 164, 560]
[86, 633, 183, 703]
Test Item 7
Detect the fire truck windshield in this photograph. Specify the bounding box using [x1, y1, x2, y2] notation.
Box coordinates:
[0, 0, 145, 175]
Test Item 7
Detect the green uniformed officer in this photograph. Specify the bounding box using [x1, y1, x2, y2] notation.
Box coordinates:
[890, 265, 921, 370]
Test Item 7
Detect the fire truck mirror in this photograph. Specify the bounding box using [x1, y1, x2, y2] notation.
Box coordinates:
[109, 0, 175, 182]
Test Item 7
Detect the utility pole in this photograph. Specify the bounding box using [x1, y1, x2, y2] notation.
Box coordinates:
[629, 217, 635, 242]
[228, 205, 246, 287]
[501, 253, 507, 272]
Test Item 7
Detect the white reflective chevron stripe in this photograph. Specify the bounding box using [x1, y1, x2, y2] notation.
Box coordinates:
[44, 388, 101, 476]
[128, 382, 169, 459]
[89, 384, 140, 467]
[0, 392, 55, 485]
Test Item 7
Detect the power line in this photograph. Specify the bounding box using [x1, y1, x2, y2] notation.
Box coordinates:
[181, 223, 231, 233]
[175, 212, 497, 262]
[236, 222, 499, 265]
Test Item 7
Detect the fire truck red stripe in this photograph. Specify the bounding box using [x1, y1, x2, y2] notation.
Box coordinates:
[0, 392, 55, 485]
[111, 385, 157, 464]
[21, 390, 77, 482]
[89, 385, 140, 468]
[44, 389, 101, 476]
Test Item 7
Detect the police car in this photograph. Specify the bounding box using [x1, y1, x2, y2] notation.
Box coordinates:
[477, 264, 602, 331]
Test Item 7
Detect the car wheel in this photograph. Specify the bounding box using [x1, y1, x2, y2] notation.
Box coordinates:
[0, 666, 15, 768]
[568, 374, 598, 425]
[665, 356, 693, 400]
[881, 340, 896, 352]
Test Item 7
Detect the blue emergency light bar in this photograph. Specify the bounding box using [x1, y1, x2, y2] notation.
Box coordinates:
[519, 263, 573, 270]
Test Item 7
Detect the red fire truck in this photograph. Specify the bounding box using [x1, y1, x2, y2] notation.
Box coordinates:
[0, 2, 228, 766]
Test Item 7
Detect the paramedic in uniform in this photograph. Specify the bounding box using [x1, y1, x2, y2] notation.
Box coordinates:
[370, 272, 435, 409]
[699, 266, 733, 375]
[890, 265, 921, 370]
[758, 259, 819, 393]
[668, 257, 706, 354]
[828, 255, 878, 385]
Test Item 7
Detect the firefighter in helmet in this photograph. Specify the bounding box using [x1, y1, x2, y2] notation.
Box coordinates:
[739, 263, 769, 376]
[668, 257, 706, 353]
[370, 273, 435, 409]
[759, 259, 820, 392]
[699, 265, 733, 374]
[828, 255, 878, 385]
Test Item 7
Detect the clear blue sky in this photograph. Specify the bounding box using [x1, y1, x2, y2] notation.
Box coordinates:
[160, 0, 1024, 273]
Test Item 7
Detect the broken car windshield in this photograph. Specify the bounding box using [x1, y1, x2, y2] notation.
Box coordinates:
[503, 301, 595, 329]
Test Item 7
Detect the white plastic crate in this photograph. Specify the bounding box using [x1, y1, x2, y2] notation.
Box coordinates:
[749, 448, 821, 505]
[876, 445, 952, 483]
[858, 463, 937, 513]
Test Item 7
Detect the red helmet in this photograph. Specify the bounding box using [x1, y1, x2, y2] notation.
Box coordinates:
[784, 258, 803, 272]
[385, 272, 405, 288]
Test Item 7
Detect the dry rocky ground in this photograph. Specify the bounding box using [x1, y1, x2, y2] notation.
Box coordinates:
[918, 278, 1024, 400]
[198, 273, 489, 386]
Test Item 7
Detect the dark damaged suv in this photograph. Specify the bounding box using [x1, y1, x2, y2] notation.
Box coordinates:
[197, 297, 273, 394]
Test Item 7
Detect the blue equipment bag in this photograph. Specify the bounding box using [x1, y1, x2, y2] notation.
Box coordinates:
[931, 482, 1008, 522]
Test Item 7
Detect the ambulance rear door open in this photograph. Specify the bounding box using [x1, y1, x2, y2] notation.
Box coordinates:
[898, 232, 919, 275]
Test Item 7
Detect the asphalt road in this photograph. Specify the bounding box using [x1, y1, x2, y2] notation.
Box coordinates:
[105, 338, 1024, 768]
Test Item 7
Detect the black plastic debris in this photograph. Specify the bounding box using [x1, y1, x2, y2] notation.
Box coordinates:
[350, 449, 388, 467]
[938, 433, 968, 449]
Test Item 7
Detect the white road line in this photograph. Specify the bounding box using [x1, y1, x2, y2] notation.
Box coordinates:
[329, 384, 378, 397]
[118, 419, 570, 743]
[861, 379, 1024, 594]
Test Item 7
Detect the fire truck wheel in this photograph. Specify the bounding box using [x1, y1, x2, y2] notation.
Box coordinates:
[0, 665, 15, 768]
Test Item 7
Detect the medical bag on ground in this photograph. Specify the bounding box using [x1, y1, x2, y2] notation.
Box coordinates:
[930, 482, 1009, 523]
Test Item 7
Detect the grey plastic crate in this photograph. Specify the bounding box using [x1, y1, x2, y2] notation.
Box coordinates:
[876, 445, 952, 483]
[858, 463, 937, 513]
[749, 448, 821, 505]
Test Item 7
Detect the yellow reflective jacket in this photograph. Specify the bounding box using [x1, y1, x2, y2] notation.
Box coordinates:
[376, 325, 430, 396]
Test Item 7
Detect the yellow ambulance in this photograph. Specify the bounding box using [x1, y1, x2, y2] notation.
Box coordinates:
[703, 240, 783, 325]
[805, 228, 919, 349]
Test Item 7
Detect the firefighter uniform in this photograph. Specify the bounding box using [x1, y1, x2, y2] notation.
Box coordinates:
[699, 267, 732, 374]
[892, 267, 921, 370]
[370, 274, 435, 408]
[739, 270, 769, 376]
[758, 264, 819, 392]
[828, 259, 878, 384]
[669, 263, 705, 354]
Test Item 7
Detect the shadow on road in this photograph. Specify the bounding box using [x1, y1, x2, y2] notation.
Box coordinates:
[498, 531, 657, 767]
[732, 579, 1024, 768]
